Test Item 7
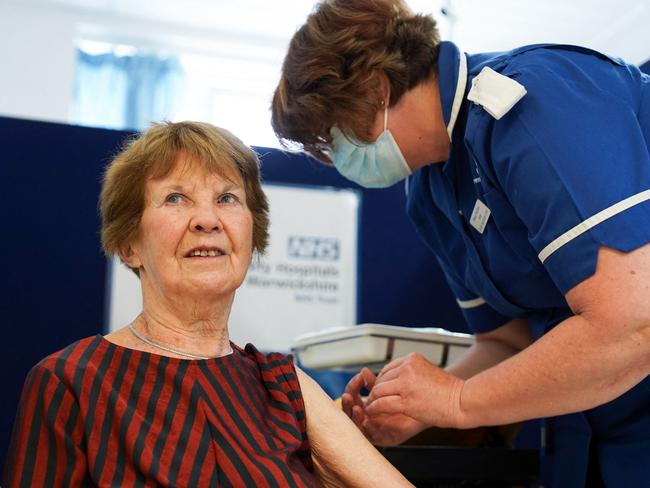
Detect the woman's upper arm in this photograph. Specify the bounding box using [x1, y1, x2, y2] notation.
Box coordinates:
[296, 369, 413, 488]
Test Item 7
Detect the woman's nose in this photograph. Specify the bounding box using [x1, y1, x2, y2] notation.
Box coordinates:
[189, 203, 222, 232]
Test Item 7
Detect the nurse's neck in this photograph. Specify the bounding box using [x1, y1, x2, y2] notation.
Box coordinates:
[393, 74, 450, 171]
[424, 75, 451, 166]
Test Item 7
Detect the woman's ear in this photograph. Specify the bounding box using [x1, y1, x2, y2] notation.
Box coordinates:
[118, 243, 142, 270]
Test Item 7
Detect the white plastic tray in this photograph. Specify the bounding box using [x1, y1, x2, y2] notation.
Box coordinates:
[292, 323, 473, 371]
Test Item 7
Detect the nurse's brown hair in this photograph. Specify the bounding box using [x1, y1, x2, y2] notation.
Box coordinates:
[271, 0, 441, 163]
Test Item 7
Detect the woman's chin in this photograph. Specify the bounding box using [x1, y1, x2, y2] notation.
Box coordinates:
[178, 277, 240, 301]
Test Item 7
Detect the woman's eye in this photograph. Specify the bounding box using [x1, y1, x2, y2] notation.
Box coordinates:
[165, 193, 184, 204]
[218, 193, 238, 204]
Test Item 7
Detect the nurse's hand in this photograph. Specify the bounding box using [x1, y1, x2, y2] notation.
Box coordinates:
[342, 367, 428, 446]
[341, 368, 376, 428]
[366, 353, 467, 430]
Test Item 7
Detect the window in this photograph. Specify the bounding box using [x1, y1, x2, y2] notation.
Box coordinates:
[71, 40, 185, 132]
[72, 39, 281, 147]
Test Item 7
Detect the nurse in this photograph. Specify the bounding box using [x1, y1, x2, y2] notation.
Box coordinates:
[271, 0, 650, 486]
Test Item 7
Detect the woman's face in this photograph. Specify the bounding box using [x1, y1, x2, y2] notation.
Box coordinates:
[126, 153, 253, 303]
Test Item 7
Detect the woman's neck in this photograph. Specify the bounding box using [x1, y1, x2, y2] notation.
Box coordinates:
[132, 284, 235, 358]
[133, 311, 232, 358]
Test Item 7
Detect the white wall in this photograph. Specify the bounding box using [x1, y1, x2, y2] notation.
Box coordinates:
[0, 2, 77, 123]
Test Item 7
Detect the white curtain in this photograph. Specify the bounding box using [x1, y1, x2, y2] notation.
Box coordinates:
[71, 49, 185, 131]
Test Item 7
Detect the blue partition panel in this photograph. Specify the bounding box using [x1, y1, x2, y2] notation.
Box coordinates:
[0, 117, 129, 469]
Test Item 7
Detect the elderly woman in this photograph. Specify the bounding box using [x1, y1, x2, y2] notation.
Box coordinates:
[271, 0, 650, 486]
[3, 121, 412, 487]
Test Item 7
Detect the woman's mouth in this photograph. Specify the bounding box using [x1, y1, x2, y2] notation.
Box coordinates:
[186, 247, 225, 257]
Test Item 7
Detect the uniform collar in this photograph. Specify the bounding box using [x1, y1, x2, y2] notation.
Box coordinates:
[437, 41, 468, 141]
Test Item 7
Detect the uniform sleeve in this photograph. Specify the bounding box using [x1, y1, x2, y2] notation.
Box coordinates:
[3, 364, 88, 487]
[482, 61, 650, 294]
[437, 257, 512, 334]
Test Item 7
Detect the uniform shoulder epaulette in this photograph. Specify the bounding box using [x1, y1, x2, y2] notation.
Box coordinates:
[467, 67, 527, 120]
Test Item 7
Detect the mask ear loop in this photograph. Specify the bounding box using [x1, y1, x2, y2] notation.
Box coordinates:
[383, 105, 389, 132]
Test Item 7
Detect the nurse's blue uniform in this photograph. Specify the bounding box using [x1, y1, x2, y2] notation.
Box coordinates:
[406, 41, 650, 486]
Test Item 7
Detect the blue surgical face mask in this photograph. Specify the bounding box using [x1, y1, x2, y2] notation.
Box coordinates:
[330, 107, 412, 188]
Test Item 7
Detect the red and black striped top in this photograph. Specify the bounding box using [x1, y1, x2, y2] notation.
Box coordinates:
[3, 335, 319, 487]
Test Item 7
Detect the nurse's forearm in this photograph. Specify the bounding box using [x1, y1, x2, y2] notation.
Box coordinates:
[446, 317, 532, 380]
[457, 314, 650, 428]
[445, 340, 519, 380]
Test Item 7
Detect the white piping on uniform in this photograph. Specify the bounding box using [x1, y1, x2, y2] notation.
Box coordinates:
[538, 189, 650, 263]
[447, 51, 468, 140]
[456, 297, 486, 309]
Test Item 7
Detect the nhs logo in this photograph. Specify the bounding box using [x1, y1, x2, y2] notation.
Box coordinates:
[287, 236, 340, 261]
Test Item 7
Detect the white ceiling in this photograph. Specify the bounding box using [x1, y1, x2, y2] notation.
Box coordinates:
[11, 0, 650, 64]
